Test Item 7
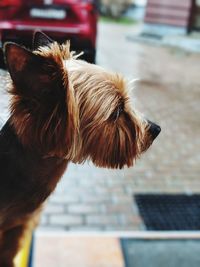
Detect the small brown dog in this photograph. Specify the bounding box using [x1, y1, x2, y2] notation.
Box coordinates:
[0, 32, 160, 266]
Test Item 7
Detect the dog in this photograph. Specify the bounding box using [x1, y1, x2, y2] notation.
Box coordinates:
[0, 31, 160, 266]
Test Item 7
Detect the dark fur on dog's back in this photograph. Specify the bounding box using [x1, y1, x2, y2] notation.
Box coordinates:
[0, 121, 67, 222]
[0, 35, 78, 266]
[0, 121, 67, 265]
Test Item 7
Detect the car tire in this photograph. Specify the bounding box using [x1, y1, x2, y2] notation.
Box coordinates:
[0, 48, 6, 69]
[79, 49, 96, 64]
[86, 50, 96, 64]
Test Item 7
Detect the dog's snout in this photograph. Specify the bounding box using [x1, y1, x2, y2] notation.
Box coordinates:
[147, 120, 161, 140]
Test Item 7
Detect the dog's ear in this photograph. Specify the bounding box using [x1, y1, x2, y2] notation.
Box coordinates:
[4, 42, 54, 94]
[32, 31, 53, 50]
[5, 42, 78, 158]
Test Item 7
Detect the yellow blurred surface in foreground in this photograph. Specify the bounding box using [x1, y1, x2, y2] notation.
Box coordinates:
[14, 233, 32, 267]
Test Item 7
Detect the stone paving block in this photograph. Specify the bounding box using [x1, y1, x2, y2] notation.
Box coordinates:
[118, 214, 142, 226]
[86, 215, 119, 226]
[40, 215, 49, 226]
[80, 194, 111, 204]
[111, 195, 134, 205]
[101, 203, 134, 214]
[68, 226, 103, 231]
[68, 204, 100, 214]
[49, 215, 83, 226]
[49, 194, 79, 204]
[43, 204, 65, 214]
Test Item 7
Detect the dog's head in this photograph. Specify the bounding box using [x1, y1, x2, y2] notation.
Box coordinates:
[4, 32, 160, 168]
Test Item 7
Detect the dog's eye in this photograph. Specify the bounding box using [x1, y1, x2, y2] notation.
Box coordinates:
[110, 103, 124, 121]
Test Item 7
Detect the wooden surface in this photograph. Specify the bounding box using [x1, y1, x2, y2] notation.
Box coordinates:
[35, 235, 124, 267]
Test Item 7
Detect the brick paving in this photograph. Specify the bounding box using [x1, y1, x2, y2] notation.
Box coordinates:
[0, 21, 200, 231]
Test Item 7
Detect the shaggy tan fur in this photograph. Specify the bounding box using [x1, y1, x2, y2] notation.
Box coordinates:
[34, 42, 149, 167]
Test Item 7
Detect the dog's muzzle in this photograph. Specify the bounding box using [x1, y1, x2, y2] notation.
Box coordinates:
[147, 120, 161, 140]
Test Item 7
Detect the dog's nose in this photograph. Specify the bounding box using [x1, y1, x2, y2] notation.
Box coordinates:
[147, 120, 161, 140]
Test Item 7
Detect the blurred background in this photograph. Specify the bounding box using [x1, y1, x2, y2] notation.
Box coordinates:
[0, 0, 200, 266]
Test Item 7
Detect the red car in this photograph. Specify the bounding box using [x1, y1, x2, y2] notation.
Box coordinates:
[0, 0, 98, 66]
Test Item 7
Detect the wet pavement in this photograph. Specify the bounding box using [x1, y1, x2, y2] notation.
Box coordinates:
[0, 21, 200, 231]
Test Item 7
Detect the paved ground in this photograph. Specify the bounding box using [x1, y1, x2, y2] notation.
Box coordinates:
[0, 21, 200, 231]
[121, 239, 200, 267]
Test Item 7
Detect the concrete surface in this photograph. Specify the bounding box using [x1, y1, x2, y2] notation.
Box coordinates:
[121, 239, 200, 267]
[129, 30, 200, 53]
[0, 21, 200, 231]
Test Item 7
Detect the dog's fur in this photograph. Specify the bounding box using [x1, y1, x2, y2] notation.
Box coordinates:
[0, 32, 160, 266]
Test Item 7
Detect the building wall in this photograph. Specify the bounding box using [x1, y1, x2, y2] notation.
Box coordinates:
[144, 0, 195, 31]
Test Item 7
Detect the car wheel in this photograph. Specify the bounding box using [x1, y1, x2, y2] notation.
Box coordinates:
[0, 48, 6, 69]
[79, 49, 96, 64]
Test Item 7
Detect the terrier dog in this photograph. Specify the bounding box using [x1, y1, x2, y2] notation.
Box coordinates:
[0, 32, 160, 266]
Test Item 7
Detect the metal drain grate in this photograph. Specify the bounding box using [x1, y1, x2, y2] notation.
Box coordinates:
[134, 194, 200, 230]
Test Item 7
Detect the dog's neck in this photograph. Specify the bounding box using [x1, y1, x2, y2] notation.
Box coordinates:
[0, 119, 67, 162]
[0, 119, 68, 215]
